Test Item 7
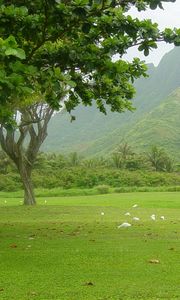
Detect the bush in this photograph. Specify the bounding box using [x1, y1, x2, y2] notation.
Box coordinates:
[77, 176, 97, 188]
[96, 185, 110, 194]
[0, 174, 21, 191]
[1, 164, 180, 192]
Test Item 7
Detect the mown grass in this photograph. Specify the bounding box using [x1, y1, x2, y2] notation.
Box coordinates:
[0, 192, 179, 300]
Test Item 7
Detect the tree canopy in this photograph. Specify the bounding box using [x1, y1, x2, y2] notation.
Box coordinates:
[1, 0, 180, 125]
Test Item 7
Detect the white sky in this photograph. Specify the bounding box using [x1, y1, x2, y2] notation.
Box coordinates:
[124, 1, 180, 66]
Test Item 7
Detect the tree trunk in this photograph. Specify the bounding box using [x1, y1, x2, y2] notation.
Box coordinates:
[19, 166, 36, 205]
[0, 105, 54, 205]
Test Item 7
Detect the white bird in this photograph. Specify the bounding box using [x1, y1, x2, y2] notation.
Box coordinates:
[101, 212, 104, 216]
[160, 216, 165, 220]
[151, 214, 156, 221]
[125, 212, 131, 216]
[132, 204, 138, 208]
[133, 217, 140, 221]
[118, 222, 132, 228]
[44, 200, 47, 204]
[4, 200, 7, 204]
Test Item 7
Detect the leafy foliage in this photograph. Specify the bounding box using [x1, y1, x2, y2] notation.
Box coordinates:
[0, 0, 179, 123]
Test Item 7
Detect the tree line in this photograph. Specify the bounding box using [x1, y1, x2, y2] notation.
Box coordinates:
[0, 144, 177, 175]
[0, 144, 180, 192]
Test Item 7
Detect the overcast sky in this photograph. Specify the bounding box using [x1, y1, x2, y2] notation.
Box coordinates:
[124, 1, 180, 66]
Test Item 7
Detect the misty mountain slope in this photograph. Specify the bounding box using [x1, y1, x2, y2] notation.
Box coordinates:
[43, 47, 180, 156]
[134, 46, 180, 112]
[126, 88, 180, 156]
[67, 88, 180, 159]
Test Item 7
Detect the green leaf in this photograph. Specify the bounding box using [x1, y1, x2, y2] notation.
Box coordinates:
[19, 86, 34, 94]
[70, 115, 76, 122]
[144, 48, 149, 56]
[5, 47, 26, 59]
[5, 48, 18, 56]
[74, 0, 89, 6]
[15, 48, 26, 60]
[5, 35, 17, 48]
[67, 80, 77, 88]
[138, 44, 144, 51]
[149, 1, 158, 10]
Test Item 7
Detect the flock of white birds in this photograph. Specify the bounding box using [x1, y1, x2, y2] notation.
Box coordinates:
[3, 200, 165, 226]
[117, 204, 165, 228]
[100, 203, 166, 228]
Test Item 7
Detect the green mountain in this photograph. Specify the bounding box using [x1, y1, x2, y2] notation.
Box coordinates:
[127, 88, 180, 152]
[43, 47, 180, 159]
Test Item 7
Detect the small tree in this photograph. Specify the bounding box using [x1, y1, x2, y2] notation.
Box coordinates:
[68, 152, 81, 167]
[111, 142, 134, 168]
[82, 157, 108, 168]
[146, 146, 174, 172]
[163, 156, 174, 172]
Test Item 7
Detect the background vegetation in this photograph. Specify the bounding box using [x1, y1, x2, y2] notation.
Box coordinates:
[1, 145, 180, 193]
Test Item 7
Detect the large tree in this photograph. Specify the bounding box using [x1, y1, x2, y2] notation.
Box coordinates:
[0, 0, 179, 204]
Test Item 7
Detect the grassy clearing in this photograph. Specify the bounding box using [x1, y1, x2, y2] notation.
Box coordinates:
[0, 192, 179, 300]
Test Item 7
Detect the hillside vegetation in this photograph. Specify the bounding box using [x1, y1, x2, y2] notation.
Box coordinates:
[43, 47, 180, 158]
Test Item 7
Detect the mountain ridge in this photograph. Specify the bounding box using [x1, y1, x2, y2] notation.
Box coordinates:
[42, 47, 180, 159]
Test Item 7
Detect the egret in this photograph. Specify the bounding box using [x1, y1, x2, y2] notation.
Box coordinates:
[160, 216, 165, 220]
[101, 212, 104, 216]
[118, 222, 132, 228]
[132, 204, 138, 208]
[151, 214, 156, 221]
[133, 217, 140, 221]
[125, 212, 131, 216]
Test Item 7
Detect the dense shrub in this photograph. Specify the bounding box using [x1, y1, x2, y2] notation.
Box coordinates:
[1, 166, 180, 192]
[32, 172, 60, 189]
[96, 185, 110, 194]
[0, 174, 21, 191]
[76, 175, 98, 188]
[34, 167, 180, 189]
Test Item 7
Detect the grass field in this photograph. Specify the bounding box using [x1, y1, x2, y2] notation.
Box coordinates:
[0, 192, 179, 300]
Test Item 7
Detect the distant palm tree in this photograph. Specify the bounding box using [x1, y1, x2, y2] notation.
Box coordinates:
[112, 142, 134, 168]
[147, 146, 174, 172]
[68, 152, 81, 166]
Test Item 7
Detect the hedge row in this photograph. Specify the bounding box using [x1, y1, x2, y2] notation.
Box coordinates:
[1, 167, 180, 191]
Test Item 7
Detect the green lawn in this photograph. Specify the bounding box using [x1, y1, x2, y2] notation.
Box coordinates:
[0, 192, 179, 300]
